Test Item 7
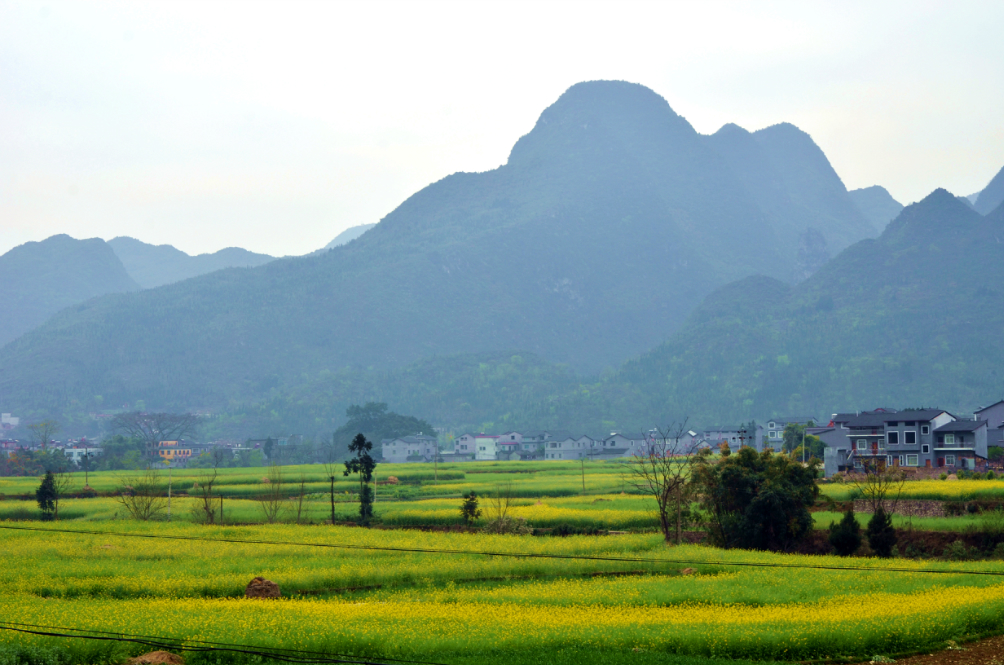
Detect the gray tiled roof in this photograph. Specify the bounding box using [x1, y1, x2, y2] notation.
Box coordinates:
[935, 420, 988, 433]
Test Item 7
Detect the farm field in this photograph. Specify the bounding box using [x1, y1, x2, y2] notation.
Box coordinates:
[3, 521, 1004, 665]
[820, 478, 1004, 502]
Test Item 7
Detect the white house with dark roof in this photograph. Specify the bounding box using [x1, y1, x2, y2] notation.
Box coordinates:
[381, 435, 439, 463]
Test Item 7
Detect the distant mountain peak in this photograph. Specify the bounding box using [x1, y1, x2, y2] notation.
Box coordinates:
[884, 188, 980, 239]
[507, 80, 696, 168]
[848, 185, 903, 233]
[974, 164, 1004, 215]
[712, 123, 751, 137]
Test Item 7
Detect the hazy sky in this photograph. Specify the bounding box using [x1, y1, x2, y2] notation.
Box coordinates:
[2, 1, 1003, 257]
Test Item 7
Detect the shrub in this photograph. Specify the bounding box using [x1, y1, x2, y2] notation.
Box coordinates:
[459, 491, 482, 525]
[482, 515, 532, 535]
[696, 446, 819, 552]
[939, 473, 948, 480]
[828, 508, 862, 556]
[866, 507, 897, 557]
[987, 470, 997, 481]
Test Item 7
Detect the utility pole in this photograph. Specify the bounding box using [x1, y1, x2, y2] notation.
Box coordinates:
[167, 463, 172, 521]
[802, 425, 807, 464]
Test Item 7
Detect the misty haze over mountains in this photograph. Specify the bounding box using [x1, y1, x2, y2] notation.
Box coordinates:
[1, 80, 1002, 438]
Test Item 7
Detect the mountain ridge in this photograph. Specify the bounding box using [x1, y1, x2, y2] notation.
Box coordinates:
[108, 236, 275, 289]
[0, 80, 885, 432]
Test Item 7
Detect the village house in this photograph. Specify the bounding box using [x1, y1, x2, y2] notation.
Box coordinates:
[381, 435, 438, 464]
[543, 435, 596, 460]
[976, 400, 1004, 450]
[817, 408, 994, 476]
[762, 417, 817, 453]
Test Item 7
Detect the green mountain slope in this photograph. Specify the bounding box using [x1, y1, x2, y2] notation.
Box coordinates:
[848, 185, 904, 233]
[974, 164, 1004, 215]
[0, 235, 140, 349]
[108, 237, 275, 289]
[611, 190, 1004, 424]
[0, 80, 879, 424]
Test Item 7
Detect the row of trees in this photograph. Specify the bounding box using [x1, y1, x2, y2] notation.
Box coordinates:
[631, 425, 910, 555]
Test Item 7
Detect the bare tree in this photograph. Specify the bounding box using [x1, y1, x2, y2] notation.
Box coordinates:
[192, 448, 225, 524]
[323, 444, 340, 525]
[28, 420, 61, 450]
[293, 473, 308, 524]
[52, 470, 73, 520]
[852, 459, 907, 515]
[627, 422, 709, 544]
[117, 469, 168, 520]
[483, 481, 529, 534]
[110, 412, 199, 459]
[255, 463, 286, 524]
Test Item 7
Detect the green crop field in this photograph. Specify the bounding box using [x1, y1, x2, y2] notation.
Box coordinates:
[3, 521, 1004, 665]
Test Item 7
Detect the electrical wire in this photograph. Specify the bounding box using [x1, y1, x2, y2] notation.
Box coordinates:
[2, 523, 1002, 576]
[0, 621, 447, 665]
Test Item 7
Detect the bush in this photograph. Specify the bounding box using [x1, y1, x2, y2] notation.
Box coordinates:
[942, 539, 980, 561]
[550, 524, 602, 537]
[696, 446, 820, 552]
[866, 507, 897, 557]
[482, 515, 531, 535]
[828, 508, 862, 556]
[987, 470, 997, 480]
[939, 473, 948, 480]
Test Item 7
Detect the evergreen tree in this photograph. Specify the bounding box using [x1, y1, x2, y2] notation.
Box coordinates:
[460, 491, 482, 525]
[866, 506, 897, 557]
[828, 507, 862, 556]
[344, 433, 377, 524]
[36, 471, 57, 521]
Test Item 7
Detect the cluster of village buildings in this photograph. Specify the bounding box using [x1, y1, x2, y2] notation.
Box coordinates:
[382, 399, 1004, 477]
[4, 400, 1004, 478]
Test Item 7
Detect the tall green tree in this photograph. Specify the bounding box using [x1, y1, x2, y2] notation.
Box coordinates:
[344, 433, 377, 524]
[36, 471, 57, 520]
[696, 446, 820, 552]
[828, 507, 862, 556]
[331, 403, 435, 460]
[867, 507, 897, 557]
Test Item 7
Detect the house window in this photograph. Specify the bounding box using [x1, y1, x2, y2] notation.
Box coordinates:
[945, 455, 956, 466]
[904, 431, 917, 445]
[853, 459, 863, 468]
[887, 455, 894, 466]
[921, 425, 930, 435]
[768, 422, 776, 429]
[945, 434, 955, 445]
[906, 454, 919, 466]
[897, 455, 905, 466]
[922, 444, 930, 454]
[887, 431, 899, 445]
[905, 421, 916, 426]
[856, 440, 868, 450]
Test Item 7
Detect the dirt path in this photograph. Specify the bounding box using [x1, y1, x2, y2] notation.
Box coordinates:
[858, 635, 1004, 665]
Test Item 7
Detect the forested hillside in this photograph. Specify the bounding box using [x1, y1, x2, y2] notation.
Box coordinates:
[0, 235, 139, 348]
[0, 80, 877, 425]
[108, 237, 274, 288]
[609, 190, 1004, 424]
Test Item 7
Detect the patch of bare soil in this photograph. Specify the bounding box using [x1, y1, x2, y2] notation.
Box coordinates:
[853, 635, 1004, 665]
[128, 652, 183, 665]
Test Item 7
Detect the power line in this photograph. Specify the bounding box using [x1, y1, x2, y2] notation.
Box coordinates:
[2, 523, 1003, 576]
[0, 621, 447, 665]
